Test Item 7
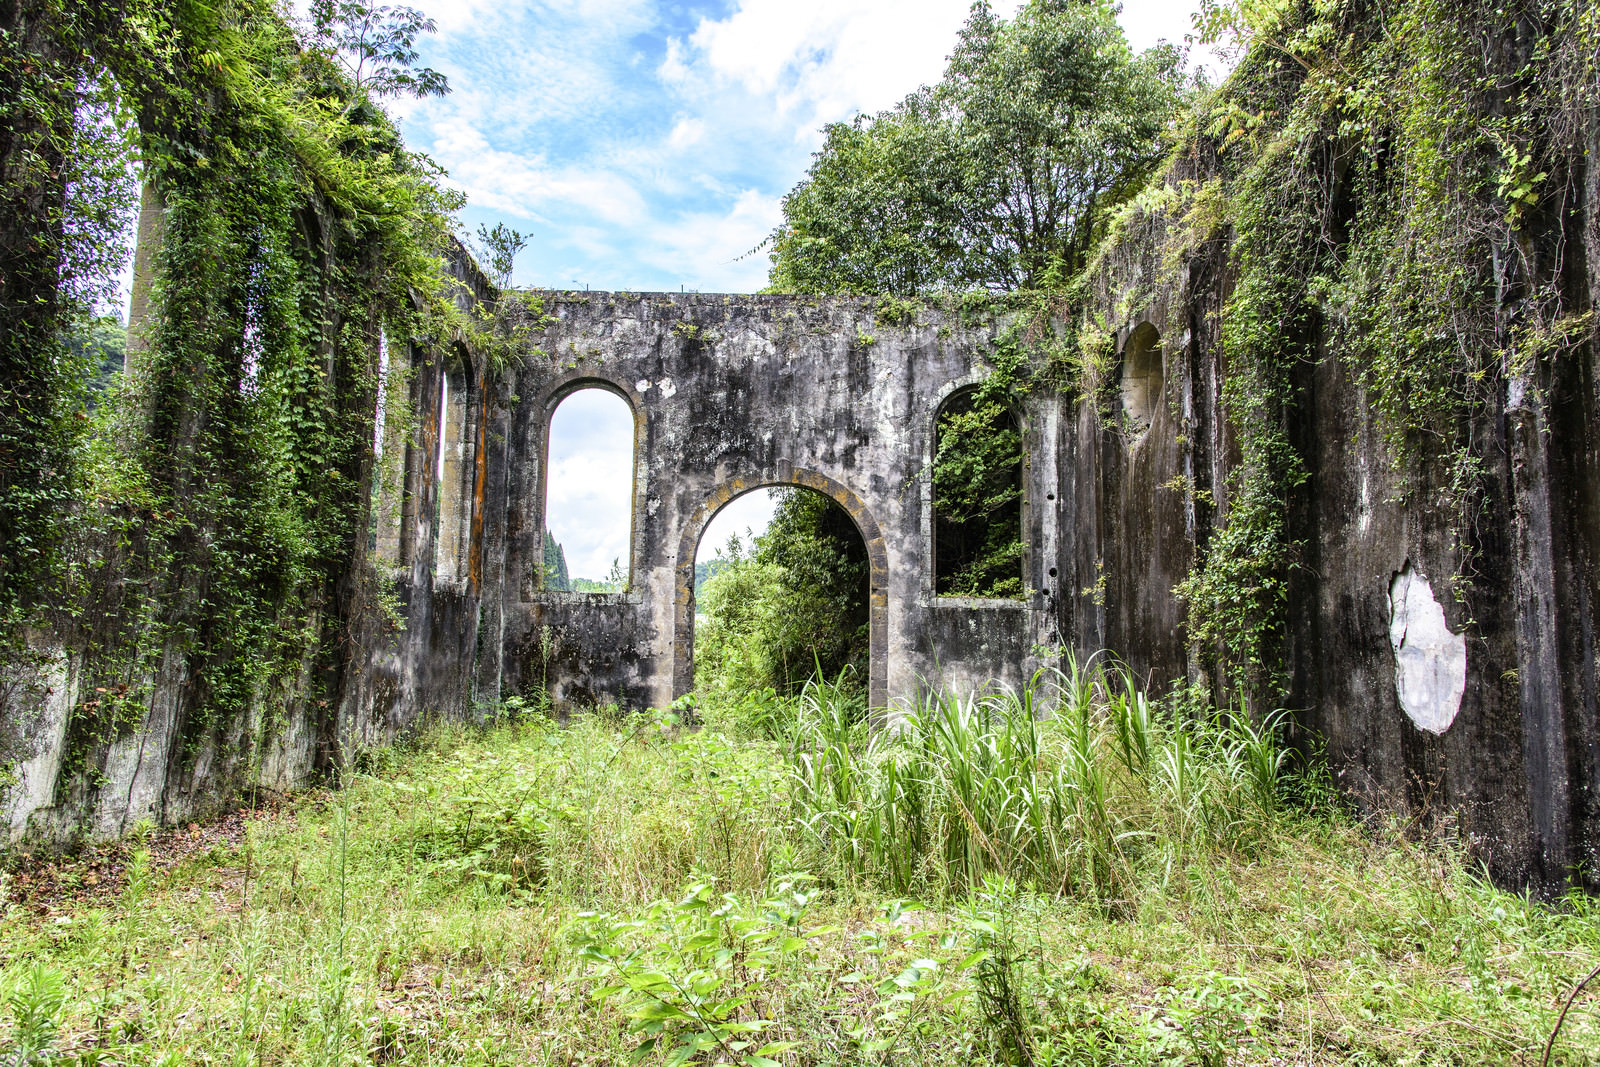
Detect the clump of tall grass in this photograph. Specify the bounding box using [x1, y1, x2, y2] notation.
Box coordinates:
[786, 656, 1297, 902]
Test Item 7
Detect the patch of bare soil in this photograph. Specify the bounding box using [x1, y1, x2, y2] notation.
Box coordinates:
[4, 795, 293, 915]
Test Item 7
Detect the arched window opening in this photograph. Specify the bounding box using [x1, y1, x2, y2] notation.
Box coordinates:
[693, 487, 870, 702]
[933, 387, 1024, 598]
[434, 366, 473, 583]
[371, 331, 410, 567]
[1120, 323, 1163, 431]
[544, 387, 635, 592]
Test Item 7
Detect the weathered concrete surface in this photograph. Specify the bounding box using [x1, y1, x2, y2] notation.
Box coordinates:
[1076, 169, 1600, 891]
[490, 293, 1056, 714]
[4, 207, 1598, 897]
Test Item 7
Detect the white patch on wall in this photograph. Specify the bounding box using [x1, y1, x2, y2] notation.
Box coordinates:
[1, 647, 73, 842]
[1388, 563, 1467, 735]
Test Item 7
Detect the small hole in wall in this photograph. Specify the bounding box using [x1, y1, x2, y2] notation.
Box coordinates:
[1048, 567, 1058, 577]
[1046, 493, 1055, 501]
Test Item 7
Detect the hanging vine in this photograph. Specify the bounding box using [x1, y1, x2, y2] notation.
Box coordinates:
[0, 0, 476, 784]
[1164, 0, 1599, 701]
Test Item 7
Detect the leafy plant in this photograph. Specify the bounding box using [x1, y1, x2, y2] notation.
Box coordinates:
[473, 221, 528, 287]
[308, 1, 450, 99]
[577, 880, 806, 1066]
[1, 964, 66, 1067]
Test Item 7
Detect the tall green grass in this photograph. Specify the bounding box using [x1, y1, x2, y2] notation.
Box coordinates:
[0, 676, 1596, 1065]
[786, 657, 1299, 902]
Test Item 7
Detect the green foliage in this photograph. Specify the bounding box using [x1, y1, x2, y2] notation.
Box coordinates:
[0, 5, 140, 626]
[1, 964, 66, 1066]
[695, 490, 870, 700]
[570, 559, 626, 595]
[1171, 144, 1317, 694]
[542, 530, 570, 591]
[3, 694, 1599, 1064]
[787, 657, 1299, 899]
[767, 0, 1185, 295]
[472, 221, 528, 287]
[933, 324, 1032, 599]
[873, 295, 921, 327]
[64, 313, 128, 398]
[693, 556, 731, 595]
[577, 879, 809, 1067]
[0, 0, 478, 778]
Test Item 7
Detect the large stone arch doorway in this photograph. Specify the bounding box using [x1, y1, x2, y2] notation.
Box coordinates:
[673, 465, 890, 710]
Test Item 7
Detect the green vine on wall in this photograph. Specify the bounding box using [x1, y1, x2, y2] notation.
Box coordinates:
[0, 0, 494, 790]
[1164, 0, 1599, 702]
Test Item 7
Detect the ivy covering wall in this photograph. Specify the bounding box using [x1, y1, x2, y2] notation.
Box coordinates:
[0, 0, 467, 795]
[1148, 0, 1600, 700]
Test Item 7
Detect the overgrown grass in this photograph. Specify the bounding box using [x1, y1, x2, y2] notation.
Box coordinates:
[785, 658, 1294, 902]
[2, 668, 1597, 1065]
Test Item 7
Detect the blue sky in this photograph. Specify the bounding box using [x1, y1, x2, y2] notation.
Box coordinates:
[384, 0, 1225, 294]
[388, 0, 1226, 578]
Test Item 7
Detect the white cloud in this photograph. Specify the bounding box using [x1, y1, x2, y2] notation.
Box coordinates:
[434, 124, 649, 226]
[637, 188, 784, 292]
[667, 117, 706, 150]
[413, 0, 517, 35]
[666, 0, 1024, 131]
[698, 489, 780, 563]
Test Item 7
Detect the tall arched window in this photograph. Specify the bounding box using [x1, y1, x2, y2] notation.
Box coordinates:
[434, 366, 472, 582]
[1120, 323, 1163, 432]
[544, 386, 635, 592]
[371, 331, 409, 567]
[933, 387, 1024, 598]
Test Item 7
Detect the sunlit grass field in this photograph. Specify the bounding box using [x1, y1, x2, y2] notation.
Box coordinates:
[2, 665, 1597, 1065]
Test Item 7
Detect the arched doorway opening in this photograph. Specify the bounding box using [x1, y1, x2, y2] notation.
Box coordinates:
[674, 469, 889, 711]
[692, 486, 871, 701]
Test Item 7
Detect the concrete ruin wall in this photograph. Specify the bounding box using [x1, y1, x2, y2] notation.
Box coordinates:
[0, 251, 499, 844]
[1076, 203, 1600, 890]
[481, 292, 1060, 714]
[4, 242, 1598, 893]
[351, 274, 1599, 890]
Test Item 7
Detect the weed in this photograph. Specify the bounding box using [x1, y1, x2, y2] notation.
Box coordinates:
[1, 680, 1596, 1065]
